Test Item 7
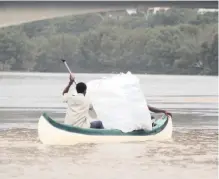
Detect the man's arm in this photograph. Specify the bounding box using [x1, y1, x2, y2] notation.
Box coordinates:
[148, 105, 165, 113]
[62, 81, 73, 95]
[148, 105, 172, 117]
[62, 74, 75, 95]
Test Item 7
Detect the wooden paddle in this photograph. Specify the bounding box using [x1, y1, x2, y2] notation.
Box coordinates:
[61, 59, 77, 85]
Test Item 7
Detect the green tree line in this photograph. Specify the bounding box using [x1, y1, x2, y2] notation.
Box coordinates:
[0, 8, 218, 75]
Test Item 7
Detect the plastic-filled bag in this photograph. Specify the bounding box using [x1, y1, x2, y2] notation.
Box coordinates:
[87, 72, 152, 132]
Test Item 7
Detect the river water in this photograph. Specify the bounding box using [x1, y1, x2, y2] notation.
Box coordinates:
[0, 72, 218, 179]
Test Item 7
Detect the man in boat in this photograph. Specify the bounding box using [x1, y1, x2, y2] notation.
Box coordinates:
[62, 74, 104, 129]
[148, 105, 172, 117]
[147, 105, 172, 126]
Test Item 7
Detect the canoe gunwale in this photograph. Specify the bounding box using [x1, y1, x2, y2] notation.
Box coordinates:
[41, 113, 169, 136]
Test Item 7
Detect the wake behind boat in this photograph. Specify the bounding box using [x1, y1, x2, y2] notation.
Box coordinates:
[38, 113, 173, 145]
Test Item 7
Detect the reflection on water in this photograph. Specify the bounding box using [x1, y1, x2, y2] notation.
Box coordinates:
[0, 128, 217, 179]
[0, 73, 218, 179]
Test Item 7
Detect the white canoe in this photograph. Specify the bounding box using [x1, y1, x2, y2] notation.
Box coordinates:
[38, 113, 173, 145]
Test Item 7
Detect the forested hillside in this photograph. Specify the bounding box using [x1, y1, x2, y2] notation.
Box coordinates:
[0, 8, 218, 75]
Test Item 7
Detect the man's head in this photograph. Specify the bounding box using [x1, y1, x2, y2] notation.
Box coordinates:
[76, 82, 87, 95]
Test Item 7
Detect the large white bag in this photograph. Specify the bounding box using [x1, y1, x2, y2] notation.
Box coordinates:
[87, 72, 152, 132]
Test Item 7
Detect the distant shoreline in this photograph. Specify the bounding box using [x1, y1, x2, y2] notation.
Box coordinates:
[0, 9, 218, 76]
[0, 71, 217, 77]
